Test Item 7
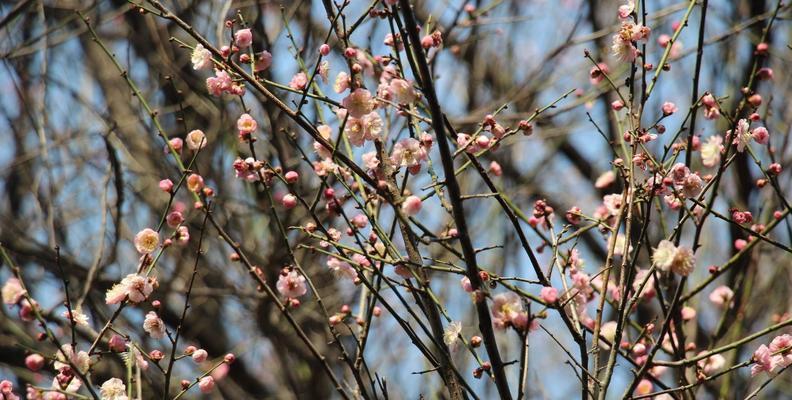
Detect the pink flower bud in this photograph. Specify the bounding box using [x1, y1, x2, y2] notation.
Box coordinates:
[284, 171, 299, 183]
[752, 127, 769, 144]
[281, 194, 298, 209]
[662, 102, 678, 116]
[25, 354, 45, 371]
[611, 100, 624, 111]
[234, 29, 253, 48]
[319, 44, 331, 56]
[420, 35, 434, 49]
[401, 195, 422, 216]
[108, 334, 127, 352]
[540, 286, 558, 303]
[159, 179, 174, 193]
[224, 353, 236, 364]
[166, 211, 184, 228]
[198, 376, 215, 393]
[192, 349, 208, 363]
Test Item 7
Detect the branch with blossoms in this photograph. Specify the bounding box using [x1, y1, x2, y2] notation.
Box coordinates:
[1, 0, 791, 399]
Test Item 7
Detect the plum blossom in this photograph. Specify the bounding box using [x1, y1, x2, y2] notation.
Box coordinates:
[186, 129, 207, 151]
[206, 69, 232, 96]
[143, 311, 166, 339]
[344, 112, 382, 147]
[199, 376, 215, 393]
[134, 228, 159, 254]
[0, 380, 20, 400]
[2, 277, 26, 305]
[540, 287, 558, 303]
[276, 269, 308, 298]
[105, 274, 154, 304]
[729, 119, 751, 153]
[62, 307, 89, 326]
[388, 79, 419, 103]
[708, 285, 734, 308]
[334, 72, 350, 93]
[769, 334, 792, 368]
[234, 29, 252, 48]
[652, 240, 695, 276]
[390, 138, 428, 172]
[618, 0, 635, 19]
[191, 44, 212, 70]
[289, 72, 308, 90]
[100, 378, 128, 400]
[237, 113, 257, 135]
[752, 344, 774, 376]
[491, 292, 527, 330]
[401, 195, 422, 216]
[700, 135, 723, 167]
[697, 353, 726, 376]
[54, 344, 90, 374]
[254, 51, 273, 72]
[342, 89, 375, 118]
[612, 22, 650, 62]
[752, 126, 770, 145]
[362, 151, 380, 170]
[443, 321, 462, 350]
[327, 256, 357, 280]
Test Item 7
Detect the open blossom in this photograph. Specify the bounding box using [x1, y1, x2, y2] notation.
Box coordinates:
[612, 22, 650, 62]
[191, 43, 211, 70]
[652, 240, 695, 276]
[237, 113, 257, 134]
[62, 307, 89, 326]
[134, 228, 159, 254]
[602, 193, 623, 217]
[289, 72, 308, 90]
[390, 138, 428, 171]
[55, 344, 90, 374]
[187, 173, 205, 192]
[362, 151, 380, 170]
[342, 88, 375, 118]
[276, 270, 308, 298]
[334, 72, 350, 93]
[769, 334, 792, 365]
[100, 378, 128, 400]
[143, 311, 166, 339]
[105, 274, 154, 304]
[443, 321, 462, 350]
[2, 277, 26, 305]
[729, 119, 751, 152]
[491, 292, 526, 330]
[186, 129, 207, 151]
[344, 112, 382, 147]
[700, 135, 723, 167]
[234, 29, 252, 48]
[206, 69, 232, 96]
[752, 344, 774, 376]
[388, 79, 419, 103]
